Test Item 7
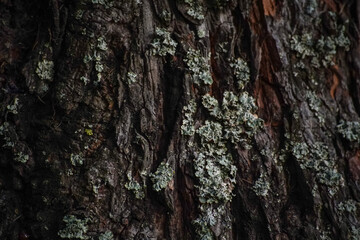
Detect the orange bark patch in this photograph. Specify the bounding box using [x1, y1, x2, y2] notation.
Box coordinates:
[330, 65, 340, 99]
[321, 0, 338, 12]
[262, 0, 276, 16]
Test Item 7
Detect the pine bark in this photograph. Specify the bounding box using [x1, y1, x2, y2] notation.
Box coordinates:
[0, 0, 360, 239]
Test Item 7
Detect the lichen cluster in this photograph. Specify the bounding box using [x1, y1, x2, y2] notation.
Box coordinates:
[126, 72, 137, 85]
[337, 120, 360, 144]
[184, 48, 212, 85]
[337, 200, 357, 213]
[58, 215, 89, 239]
[181, 99, 197, 136]
[0, 122, 29, 163]
[184, 0, 204, 20]
[0, 122, 14, 148]
[149, 162, 174, 191]
[70, 153, 85, 167]
[125, 172, 145, 199]
[202, 91, 263, 147]
[81, 35, 108, 85]
[292, 142, 343, 196]
[290, 22, 350, 69]
[230, 58, 250, 90]
[150, 28, 177, 56]
[181, 55, 262, 238]
[36, 59, 54, 80]
[14, 152, 29, 163]
[6, 97, 20, 115]
[306, 91, 325, 125]
[98, 231, 114, 240]
[253, 172, 270, 197]
[91, 0, 114, 9]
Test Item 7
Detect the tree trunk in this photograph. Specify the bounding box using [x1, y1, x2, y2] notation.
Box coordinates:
[1, 0, 360, 239]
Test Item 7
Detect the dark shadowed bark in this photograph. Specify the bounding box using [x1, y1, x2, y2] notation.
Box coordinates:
[1, 0, 360, 239]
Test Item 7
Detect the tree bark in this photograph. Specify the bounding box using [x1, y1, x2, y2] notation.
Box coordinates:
[0, 0, 360, 239]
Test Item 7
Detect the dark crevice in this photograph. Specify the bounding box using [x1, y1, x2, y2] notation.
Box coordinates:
[284, 156, 314, 216]
[157, 61, 184, 163]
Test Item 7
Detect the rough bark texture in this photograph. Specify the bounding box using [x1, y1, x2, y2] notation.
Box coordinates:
[1, 0, 360, 239]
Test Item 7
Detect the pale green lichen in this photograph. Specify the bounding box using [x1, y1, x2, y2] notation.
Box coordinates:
[306, 91, 325, 125]
[337, 120, 360, 144]
[58, 215, 89, 239]
[70, 153, 85, 167]
[253, 173, 270, 197]
[36, 59, 54, 80]
[0, 122, 14, 148]
[98, 230, 114, 240]
[230, 58, 250, 90]
[125, 172, 145, 199]
[181, 53, 263, 238]
[6, 98, 20, 114]
[184, 48, 212, 85]
[91, 0, 114, 8]
[291, 142, 343, 196]
[197, 29, 206, 38]
[160, 10, 171, 22]
[126, 72, 137, 85]
[14, 152, 29, 163]
[290, 19, 350, 69]
[350, 226, 360, 240]
[202, 91, 263, 146]
[181, 99, 197, 136]
[150, 28, 177, 56]
[337, 200, 357, 213]
[149, 162, 174, 191]
[81, 76, 90, 85]
[305, 0, 318, 15]
[97, 37, 108, 51]
[74, 9, 84, 20]
[184, 0, 204, 20]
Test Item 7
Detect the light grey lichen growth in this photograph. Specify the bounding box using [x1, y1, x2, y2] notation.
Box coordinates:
[14, 152, 29, 163]
[230, 58, 250, 90]
[253, 173, 270, 197]
[58, 215, 89, 239]
[181, 89, 263, 238]
[125, 172, 145, 199]
[98, 231, 114, 240]
[337, 200, 357, 213]
[149, 162, 174, 191]
[97, 37, 108, 51]
[150, 28, 177, 56]
[190, 91, 262, 238]
[192, 120, 236, 238]
[0, 122, 14, 148]
[80, 76, 90, 85]
[292, 142, 343, 196]
[7, 98, 20, 114]
[290, 21, 350, 69]
[160, 10, 171, 22]
[126, 72, 137, 85]
[306, 91, 325, 125]
[202, 91, 263, 147]
[350, 226, 360, 240]
[36, 59, 54, 80]
[181, 100, 197, 136]
[337, 120, 360, 143]
[91, 0, 114, 8]
[70, 153, 85, 167]
[184, 0, 205, 20]
[305, 0, 318, 15]
[184, 48, 212, 85]
[197, 29, 206, 38]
